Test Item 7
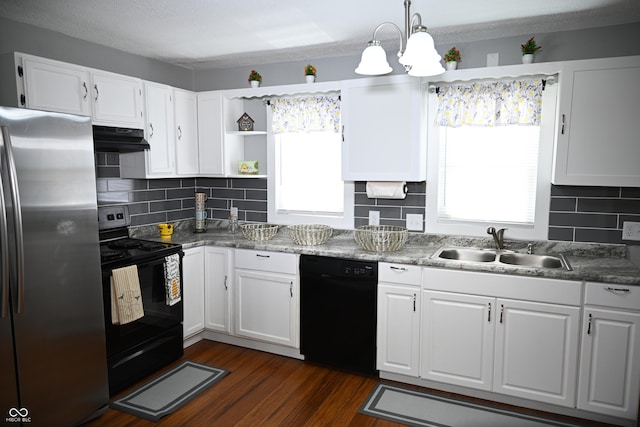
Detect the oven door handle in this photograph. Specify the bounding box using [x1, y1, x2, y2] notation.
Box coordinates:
[105, 250, 183, 272]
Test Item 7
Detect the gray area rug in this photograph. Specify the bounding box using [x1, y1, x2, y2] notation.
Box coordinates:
[360, 383, 581, 427]
[110, 360, 228, 422]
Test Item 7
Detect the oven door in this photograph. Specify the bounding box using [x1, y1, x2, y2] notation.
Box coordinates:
[102, 254, 183, 358]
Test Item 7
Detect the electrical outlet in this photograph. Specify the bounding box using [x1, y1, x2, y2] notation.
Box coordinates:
[622, 221, 640, 241]
[368, 211, 380, 226]
[406, 214, 423, 231]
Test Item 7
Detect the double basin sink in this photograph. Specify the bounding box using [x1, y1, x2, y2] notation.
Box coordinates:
[432, 247, 572, 271]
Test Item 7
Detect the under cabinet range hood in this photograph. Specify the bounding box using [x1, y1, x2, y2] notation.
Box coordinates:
[93, 125, 150, 152]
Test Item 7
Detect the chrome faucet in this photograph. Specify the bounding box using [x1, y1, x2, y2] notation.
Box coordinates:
[487, 227, 506, 250]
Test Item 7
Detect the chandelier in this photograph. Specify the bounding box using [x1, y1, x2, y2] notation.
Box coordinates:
[355, 0, 445, 77]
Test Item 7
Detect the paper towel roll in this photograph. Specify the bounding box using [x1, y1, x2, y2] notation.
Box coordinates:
[366, 181, 407, 199]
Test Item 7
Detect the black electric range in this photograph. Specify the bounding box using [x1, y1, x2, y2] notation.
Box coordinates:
[97, 205, 184, 396]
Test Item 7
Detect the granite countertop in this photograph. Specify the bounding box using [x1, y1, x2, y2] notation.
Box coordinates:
[132, 221, 640, 286]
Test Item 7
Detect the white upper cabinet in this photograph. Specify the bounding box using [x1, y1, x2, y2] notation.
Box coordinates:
[19, 53, 143, 128]
[21, 54, 92, 116]
[143, 81, 175, 176]
[90, 70, 144, 128]
[196, 91, 225, 176]
[121, 81, 175, 178]
[553, 55, 640, 186]
[341, 74, 426, 181]
[174, 88, 199, 175]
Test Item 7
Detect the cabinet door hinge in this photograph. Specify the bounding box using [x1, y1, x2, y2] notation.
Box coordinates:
[17, 65, 23, 77]
[20, 94, 26, 106]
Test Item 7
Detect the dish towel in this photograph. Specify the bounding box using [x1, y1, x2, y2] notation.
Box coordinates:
[164, 254, 181, 306]
[110, 265, 144, 325]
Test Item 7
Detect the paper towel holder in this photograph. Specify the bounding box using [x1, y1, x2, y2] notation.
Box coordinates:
[365, 181, 408, 199]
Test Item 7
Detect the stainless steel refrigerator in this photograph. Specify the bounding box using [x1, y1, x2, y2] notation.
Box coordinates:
[1, 106, 109, 425]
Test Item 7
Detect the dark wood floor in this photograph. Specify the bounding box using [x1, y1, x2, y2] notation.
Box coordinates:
[87, 340, 615, 426]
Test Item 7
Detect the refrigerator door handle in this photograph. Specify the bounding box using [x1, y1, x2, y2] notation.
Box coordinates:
[0, 128, 10, 318]
[0, 126, 25, 314]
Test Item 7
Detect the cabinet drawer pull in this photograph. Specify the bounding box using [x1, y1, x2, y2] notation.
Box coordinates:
[149, 123, 154, 137]
[177, 125, 182, 140]
[290, 282, 293, 298]
[499, 304, 504, 324]
[604, 286, 630, 293]
[390, 266, 408, 272]
[413, 293, 416, 312]
[587, 313, 592, 335]
[561, 114, 565, 134]
[224, 275, 228, 291]
[488, 302, 492, 322]
[94, 84, 99, 101]
[256, 254, 270, 258]
[82, 82, 88, 100]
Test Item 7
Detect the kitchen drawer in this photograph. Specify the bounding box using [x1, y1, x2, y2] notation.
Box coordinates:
[584, 282, 640, 310]
[234, 249, 298, 275]
[379, 262, 422, 286]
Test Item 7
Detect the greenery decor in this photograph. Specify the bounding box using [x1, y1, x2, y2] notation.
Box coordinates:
[443, 47, 461, 62]
[520, 37, 542, 55]
[304, 64, 317, 76]
[248, 70, 262, 82]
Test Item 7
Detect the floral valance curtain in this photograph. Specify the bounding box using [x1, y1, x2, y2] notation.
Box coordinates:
[435, 78, 544, 127]
[271, 95, 341, 134]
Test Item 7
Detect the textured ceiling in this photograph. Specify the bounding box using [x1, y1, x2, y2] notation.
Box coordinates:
[1, 0, 639, 69]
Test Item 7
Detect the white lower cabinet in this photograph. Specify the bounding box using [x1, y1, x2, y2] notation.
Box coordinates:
[493, 298, 580, 406]
[577, 282, 640, 420]
[182, 247, 205, 338]
[204, 246, 233, 333]
[421, 268, 581, 408]
[233, 249, 299, 348]
[422, 290, 494, 390]
[377, 263, 422, 376]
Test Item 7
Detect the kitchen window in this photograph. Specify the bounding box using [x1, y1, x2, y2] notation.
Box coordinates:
[267, 94, 354, 228]
[425, 77, 558, 240]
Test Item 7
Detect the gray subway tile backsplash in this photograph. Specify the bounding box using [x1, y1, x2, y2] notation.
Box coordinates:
[95, 153, 640, 244]
[549, 185, 640, 244]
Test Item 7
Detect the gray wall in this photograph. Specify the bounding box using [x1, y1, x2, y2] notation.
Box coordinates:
[0, 16, 193, 89]
[193, 22, 640, 91]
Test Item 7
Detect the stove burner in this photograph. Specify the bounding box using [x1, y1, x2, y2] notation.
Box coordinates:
[139, 241, 166, 251]
[108, 239, 141, 250]
[101, 249, 125, 262]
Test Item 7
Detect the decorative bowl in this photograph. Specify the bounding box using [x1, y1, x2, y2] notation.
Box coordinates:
[287, 224, 333, 245]
[354, 225, 408, 252]
[240, 223, 279, 241]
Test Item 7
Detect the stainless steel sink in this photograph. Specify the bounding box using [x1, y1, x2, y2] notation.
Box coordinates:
[433, 247, 496, 262]
[498, 253, 571, 270]
[431, 247, 572, 270]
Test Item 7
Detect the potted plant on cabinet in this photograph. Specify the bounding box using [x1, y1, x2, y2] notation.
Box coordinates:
[304, 64, 317, 83]
[248, 70, 262, 87]
[443, 47, 461, 70]
[520, 37, 542, 64]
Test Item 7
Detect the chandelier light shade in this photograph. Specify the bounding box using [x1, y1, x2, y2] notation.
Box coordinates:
[355, 0, 444, 77]
[355, 41, 393, 75]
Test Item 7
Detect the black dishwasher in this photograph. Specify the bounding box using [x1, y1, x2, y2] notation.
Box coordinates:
[300, 255, 378, 376]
